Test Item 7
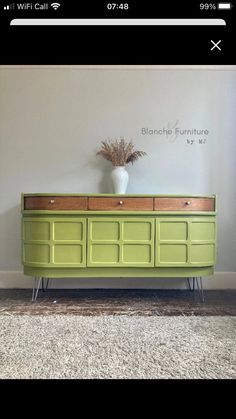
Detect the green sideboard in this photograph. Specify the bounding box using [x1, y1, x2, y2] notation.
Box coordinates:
[21, 194, 217, 300]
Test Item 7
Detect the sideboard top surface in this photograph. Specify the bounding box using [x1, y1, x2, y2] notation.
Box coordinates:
[22, 193, 216, 197]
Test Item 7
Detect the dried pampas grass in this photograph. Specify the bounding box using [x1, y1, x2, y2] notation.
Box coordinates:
[97, 138, 147, 166]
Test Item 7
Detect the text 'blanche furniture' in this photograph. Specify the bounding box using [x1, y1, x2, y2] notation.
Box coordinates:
[21, 194, 217, 301]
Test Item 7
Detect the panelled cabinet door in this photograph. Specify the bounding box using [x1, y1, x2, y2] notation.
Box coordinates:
[22, 217, 86, 267]
[87, 218, 155, 267]
[155, 217, 216, 267]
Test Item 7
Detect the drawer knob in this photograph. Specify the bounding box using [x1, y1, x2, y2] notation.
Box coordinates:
[185, 201, 191, 205]
[119, 200, 124, 205]
[49, 199, 55, 204]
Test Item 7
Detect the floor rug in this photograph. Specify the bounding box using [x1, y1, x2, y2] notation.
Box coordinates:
[0, 315, 235, 379]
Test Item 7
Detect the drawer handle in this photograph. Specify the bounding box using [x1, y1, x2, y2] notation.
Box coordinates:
[119, 200, 124, 205]
[49, 199, 55, 204]
[185, 201, 191, 205]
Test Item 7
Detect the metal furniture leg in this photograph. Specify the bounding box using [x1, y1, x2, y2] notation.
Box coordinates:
[32, 277, 37, 302]
[45, 278, 50, 290]
[196, 277, 205, 303]
[186, 278, 191, 290]
[32, 277, 42, 302]
[186, 277, 195, 292]
[42, 277, 50, 292]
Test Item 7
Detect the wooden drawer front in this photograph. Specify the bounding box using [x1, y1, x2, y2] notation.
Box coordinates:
[88, 197, 154, 211]
[24, 196, 88, 210]
[154, 198, 215, 211]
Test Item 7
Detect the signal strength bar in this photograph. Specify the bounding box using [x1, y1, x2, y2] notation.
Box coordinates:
[4, 4, 15, 10]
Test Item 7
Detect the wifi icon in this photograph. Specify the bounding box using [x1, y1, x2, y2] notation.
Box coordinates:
[51, 2, 60, 9]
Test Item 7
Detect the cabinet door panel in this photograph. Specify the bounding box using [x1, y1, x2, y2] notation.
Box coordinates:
[90, 221, 120, 241]
[52, 218, 86, 267]
[54, 222, 83, 241]
[123, 244, 152, 264]
[123, 221, 152, 241]
[90, 244, 120, 264]
[54, 244, 84, 264]
[190, 221, 215, 241]
[159, 244, 188, 264]
[159, 221, 187, 241]
[190, 244, 215, 264]
[22, 217, 86, 267]
[24, 221, 50, 241]
[24, 244, 50, 264]
[87, 218, 154, 267]
[155, 217, 216, 267]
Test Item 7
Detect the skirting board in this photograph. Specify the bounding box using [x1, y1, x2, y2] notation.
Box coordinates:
[0, 271, 235, 289]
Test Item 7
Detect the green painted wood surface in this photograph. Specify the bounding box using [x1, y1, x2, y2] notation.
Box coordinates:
[155, 217, 216, 267]
[87, 218, 154, 267]
[22, 211, 217, 216]
[22, 217, 86, 268]
[24, 266, 214, 278]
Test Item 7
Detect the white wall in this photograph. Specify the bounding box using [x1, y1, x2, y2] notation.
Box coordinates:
[0, 66, 236, 288]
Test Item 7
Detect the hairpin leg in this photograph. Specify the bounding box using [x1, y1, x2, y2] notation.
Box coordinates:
[32, 277, 42, 302]
[196, 277, 205, 303]
[45, 278, 50, 290]
[41, 277, 50, 292]
[186, 277, 195, 292]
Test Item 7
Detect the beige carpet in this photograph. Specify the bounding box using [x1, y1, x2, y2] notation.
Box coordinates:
[0, 315, 235, 379]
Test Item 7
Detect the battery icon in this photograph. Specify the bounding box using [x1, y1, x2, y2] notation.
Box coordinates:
[217, 3, 232, 9]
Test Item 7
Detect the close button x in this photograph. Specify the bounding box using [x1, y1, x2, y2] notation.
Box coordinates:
[211, 40, 221, 51]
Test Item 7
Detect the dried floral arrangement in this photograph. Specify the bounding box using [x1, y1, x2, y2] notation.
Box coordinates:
[96, 138, 147, 166]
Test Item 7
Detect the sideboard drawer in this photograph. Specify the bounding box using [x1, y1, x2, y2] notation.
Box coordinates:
[88, 197, 154, 211]
[154, 197, 215, 211]
[24, 196, 88, 210]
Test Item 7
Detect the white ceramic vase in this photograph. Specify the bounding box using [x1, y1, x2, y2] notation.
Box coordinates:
[111, 166, 129, 194]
